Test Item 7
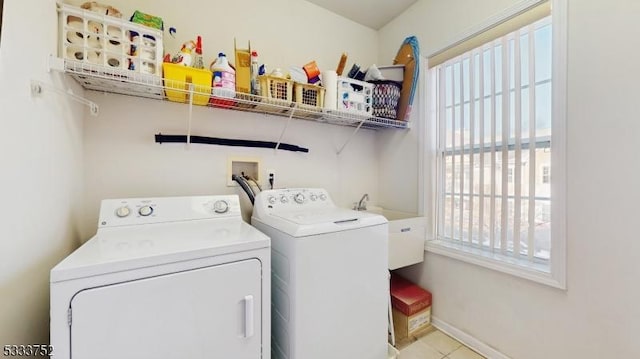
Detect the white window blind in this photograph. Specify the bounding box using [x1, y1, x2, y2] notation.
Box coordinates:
[434, 16, 552, 261]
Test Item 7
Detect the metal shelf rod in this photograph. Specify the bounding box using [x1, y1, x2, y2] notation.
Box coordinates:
[30, 79, 99, 116]
[275, 103, 297, 152]
[187, 83, 194, 149]
[337, 118, 366, 155]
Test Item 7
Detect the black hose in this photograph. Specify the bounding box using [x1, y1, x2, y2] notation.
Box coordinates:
[232, 174, 255, 205]
[155, 134, 309, 153]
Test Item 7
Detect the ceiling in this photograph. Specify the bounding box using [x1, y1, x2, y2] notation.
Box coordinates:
[306, 0, 418, 30]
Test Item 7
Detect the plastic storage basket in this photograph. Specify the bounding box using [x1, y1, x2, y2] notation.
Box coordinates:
[58, 3, 163, 77]
[294, 83, 325, 109]
[293, 82, 325, 119]
[370, 80, 402, 120]
[256, 75, 294, 114]
[336, 77, 373, 117]
[162, 63, 212, 106]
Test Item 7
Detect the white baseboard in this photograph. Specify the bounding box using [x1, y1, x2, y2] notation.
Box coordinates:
[431, 316, 511, 359]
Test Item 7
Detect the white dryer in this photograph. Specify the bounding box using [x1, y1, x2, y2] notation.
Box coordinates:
[251, 188, 388, 359]
[50, 195, 270, 359]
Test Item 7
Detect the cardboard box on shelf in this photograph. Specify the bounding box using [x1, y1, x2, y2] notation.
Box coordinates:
[378, 65, 404, 82]
[235, 39, 251, 94]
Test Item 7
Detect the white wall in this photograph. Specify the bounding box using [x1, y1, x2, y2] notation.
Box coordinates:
[0, 0, 84, 346]
[59, 0, 382, 238]
[375, 103, 421, 213]
[81, 95, 379, 235]
[380, 1, 640, 358]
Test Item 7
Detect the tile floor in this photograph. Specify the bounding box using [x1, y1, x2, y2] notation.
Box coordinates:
[397, 327, 486, 359]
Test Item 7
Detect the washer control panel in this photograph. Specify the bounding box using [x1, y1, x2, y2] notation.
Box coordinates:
[257, 188, 334, 212]
[99, 195, 241, 228]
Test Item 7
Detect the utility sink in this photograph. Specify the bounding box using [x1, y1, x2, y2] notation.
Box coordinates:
[365, 206, 426, 270]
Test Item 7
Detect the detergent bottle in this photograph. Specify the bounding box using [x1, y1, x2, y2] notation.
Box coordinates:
[210, 53, 236, 107]
[250, 51, 260, 96]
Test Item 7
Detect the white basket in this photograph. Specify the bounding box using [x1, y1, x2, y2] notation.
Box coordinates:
[336, 77, 373, 116]
[58, 3, 163, 77]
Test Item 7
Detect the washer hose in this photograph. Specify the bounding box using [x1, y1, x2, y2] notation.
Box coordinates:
[232, 174, 255, 205]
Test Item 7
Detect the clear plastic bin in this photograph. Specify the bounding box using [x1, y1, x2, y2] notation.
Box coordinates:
[58, 3, 163, 76]
[336, 77, 373, 116]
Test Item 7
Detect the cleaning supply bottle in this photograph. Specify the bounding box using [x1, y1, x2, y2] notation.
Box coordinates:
[193, 36, 205, 69]
[173, 40, 195, 66]
[250, 51, 260, 96]
[210, 52, 236, 107]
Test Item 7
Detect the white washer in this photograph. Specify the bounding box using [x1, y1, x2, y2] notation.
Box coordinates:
[50, 195, 270, 359]
[251, 188, 388, 359]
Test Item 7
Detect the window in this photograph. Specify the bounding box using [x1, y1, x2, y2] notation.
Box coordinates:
[542, 165, 550, 183]
[424, 0, 566, 288]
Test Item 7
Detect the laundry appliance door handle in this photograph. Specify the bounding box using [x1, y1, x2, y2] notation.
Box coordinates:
[244, 295, 254, 338]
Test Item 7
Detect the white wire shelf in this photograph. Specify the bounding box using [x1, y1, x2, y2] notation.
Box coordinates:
[52, 58, 410, 130]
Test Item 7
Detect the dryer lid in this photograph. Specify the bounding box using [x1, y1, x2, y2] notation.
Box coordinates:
[50, 219, 270, 282]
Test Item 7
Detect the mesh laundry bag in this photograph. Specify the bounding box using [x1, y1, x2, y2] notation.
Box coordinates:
[370, 80, 402, 120]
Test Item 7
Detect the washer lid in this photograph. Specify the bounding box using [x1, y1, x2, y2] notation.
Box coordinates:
[50, 219, 270, 283]
[259, 208, 387, 237]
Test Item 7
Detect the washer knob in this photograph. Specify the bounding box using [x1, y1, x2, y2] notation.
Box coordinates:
[213, 200, 229, 214]
[268, 196, 277, 205]
[294, 193, 305, 204]
[138, 205, 153, 217]
[319, 193, 327, 201]
[280, 195, 289, 204]
[310, 194, 318, 201]
[115, 206, 131, 218]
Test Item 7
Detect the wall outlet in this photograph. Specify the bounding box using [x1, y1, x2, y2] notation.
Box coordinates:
[227, 157, 261, 186]
[266, 169, 275, 189]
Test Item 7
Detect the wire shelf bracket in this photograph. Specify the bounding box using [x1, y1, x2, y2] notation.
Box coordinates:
[30, 79, 99, 116]
[274, 103, 297, 153]
[336, 118, 366, 155]
[186, 83, 194, 149]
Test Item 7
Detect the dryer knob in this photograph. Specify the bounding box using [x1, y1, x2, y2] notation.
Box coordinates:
[268, 196, 277, 204]
[139, 205, 154, 217]
[294, 193, 305, 204]
[319, 193, 327, 201]
[280, 195, 289, 204]
[115, 206, 131, 218]
[310, 194, 318, 201]
[213, 200, 229, 214]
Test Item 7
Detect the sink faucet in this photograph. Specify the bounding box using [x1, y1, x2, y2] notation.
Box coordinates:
[354, 193, 369, 211]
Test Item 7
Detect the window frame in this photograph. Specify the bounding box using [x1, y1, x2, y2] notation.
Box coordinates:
[419, 0, 567, 289]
